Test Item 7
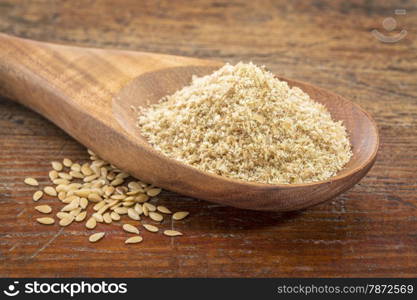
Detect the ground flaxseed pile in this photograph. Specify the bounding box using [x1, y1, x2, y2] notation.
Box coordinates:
[138, 62, 352, 184]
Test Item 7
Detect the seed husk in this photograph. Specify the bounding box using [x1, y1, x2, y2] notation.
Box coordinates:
[63, 158, 73, 167]
[89, 232, 105, 243]
[123, 224, 139, 234]
[149, 212, 163, 222]
[33, 191, 43, 201]
[173, 211, 189, 221]
[59, 215, 74, 227]
[36, 217, 55, 225]
[147, 188, 162, 197]
[163, 230, 183, 237]
[75, 211, 87, 222]
[35, 205, 52, 214]
[127, 208, 140, 220]
[86, 217, 97, 229]
[44, 186, 57, 196]
[125, 236, 143, 244]
[24, 177, 39, 186]
[143, 224, 159, 233]
[51, 161, 63, 171]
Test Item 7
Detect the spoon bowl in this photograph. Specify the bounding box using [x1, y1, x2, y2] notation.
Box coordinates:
[0, 34, 379, 211]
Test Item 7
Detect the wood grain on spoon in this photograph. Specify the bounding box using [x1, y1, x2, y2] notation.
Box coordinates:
[0, 33, 379, 211]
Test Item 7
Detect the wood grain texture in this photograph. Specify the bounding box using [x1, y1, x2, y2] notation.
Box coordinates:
[0, 0, 416, 277]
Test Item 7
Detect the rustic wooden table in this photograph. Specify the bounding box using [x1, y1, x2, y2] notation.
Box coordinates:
[0, 0, 416, 277]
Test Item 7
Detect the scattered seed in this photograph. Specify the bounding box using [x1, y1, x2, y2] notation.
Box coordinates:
[56, 212, 70, 219]
[142, 204, 149, 216]
[70, 207, 82, 217]
[143, 224, 159, 233]
[144, 202, 156, 212]
[80, 197, 88, 209]
[114, 207, 128, 215]
[27, 148, 189, 247]
[49, 170, 59, 181]
[36, 217, 55, 225]
[89, 232, 105, 243]
[44, 186, 57, 196]
[51, 161, 63, 171]
[71, 163, 81, 172]
[33, 191, 43, 201]
[127, 208, 140, 220]
[149, 212, 163, 222]
[86, 217, 97, 229]
[58, 191, 67, 201]
[147, 188, 162, 197]
[59, 215, 74, 227]
[84, 174, 98, 182]
[88, 193, 102, 202]
[136, 194, 149, 203]
[103, 212, 112, 224]
[110, 211, 120, 221]
[111, 178, 124, 186]
[70, 171, 84, 179]
[75, 211, 87, 222]
[53, 178, 70, 185]
[163, 230, 183, 237]
[74, 189, 91, 198]
[125, 236, 143, 244]
[63, 158, 73, 167]
[93, 213, 104, 223]
[157, 205, 172, 214]
[24, 177, 39, 186]
[35, 205, 52, 214]
[173, 211, 189, 221]
[123, 224, 139, 234]
[134, 203, 143, 215]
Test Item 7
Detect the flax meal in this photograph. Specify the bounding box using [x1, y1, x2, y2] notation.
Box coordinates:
[138, 62, 352, 184]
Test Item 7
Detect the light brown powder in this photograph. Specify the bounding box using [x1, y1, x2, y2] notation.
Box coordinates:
[137, 62, 352, 184]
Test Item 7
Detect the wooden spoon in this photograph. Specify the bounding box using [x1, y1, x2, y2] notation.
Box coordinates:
[0, 34, 379, 211]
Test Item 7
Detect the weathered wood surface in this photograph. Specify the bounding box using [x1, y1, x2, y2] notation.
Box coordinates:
[0, 0, 416, 277]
